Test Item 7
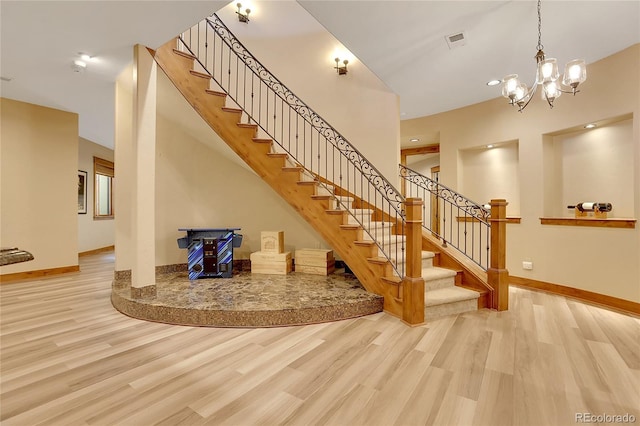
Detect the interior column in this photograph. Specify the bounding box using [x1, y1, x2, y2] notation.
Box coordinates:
[131, 44, 157, 298]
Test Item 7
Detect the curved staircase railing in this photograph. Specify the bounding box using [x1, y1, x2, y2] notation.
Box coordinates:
[400, 164, 491, 270]
[177, 15, 408, 276]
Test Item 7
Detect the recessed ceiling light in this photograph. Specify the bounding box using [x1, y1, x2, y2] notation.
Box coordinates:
[584, 123, 597, 129]
[410, 138, 420, 142]
[487, 144, 494, 148]
[486, 79, 501, 86]
[80, 54, 91, 61]
[72, 60, 87, 73]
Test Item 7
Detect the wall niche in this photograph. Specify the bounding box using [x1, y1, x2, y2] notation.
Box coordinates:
[542, 115, 634, 221]
[459, 140, 520, 216]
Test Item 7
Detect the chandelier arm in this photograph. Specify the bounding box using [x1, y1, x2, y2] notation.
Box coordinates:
[558, 88, 580, 95]
[518, 81, 538, 112]
[543, 91, 554, 108]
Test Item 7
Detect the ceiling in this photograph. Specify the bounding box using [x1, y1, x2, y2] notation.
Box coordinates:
[2, 1, 639, 149]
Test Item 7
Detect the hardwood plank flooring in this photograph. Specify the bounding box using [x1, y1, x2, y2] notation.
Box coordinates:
[1, 251, 639, 425]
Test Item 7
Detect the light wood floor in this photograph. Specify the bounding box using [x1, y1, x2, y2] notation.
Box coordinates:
[1, 252, 638, 426]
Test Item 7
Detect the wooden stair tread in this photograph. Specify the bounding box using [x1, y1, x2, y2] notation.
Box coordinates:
[354, 240, 375, 247]
[172, 49, 196, 60]
[222, 107, 242, 114]
[189, 70, 211, 79]
[325, 209, 346, 215]
[205, 89, 227, 97]
[339, 224, 361, 230]
[282, 167, 303, 172]
[267, 153, 288, 158]
[252, 138, 272, 143]
[238, 123, 257, 129]
[367, 257, 390, 265]
[311, 195, 332, 201]
[381, 276, 402, 285]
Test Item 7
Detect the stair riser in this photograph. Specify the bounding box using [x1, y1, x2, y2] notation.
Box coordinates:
[347, 216, 376, 225]
[395, 257, 434, 274]
[424, 276, 456, 292]
[331, 199, 355, 210]
[316, 186, 334, 196]
[362, 229, 397, 240]
[425, 298, 478, 321]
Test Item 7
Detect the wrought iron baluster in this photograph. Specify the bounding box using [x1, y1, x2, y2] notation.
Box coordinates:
[398, 164, 491, 270]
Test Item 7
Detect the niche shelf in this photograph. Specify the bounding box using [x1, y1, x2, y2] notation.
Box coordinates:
[539, 217, 636, 229]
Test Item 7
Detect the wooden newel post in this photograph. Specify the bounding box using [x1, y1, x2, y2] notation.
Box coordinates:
[403, 197, 425, 325]
[488, 199, 509, 311]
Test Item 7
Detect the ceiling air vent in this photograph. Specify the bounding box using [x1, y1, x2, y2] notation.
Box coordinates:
[445, 31, 467, 49]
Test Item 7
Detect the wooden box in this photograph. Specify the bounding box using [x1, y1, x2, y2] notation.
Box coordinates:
[250, 251, 292, 275]
[294, 249, 334, 267]
[295, 249, 335, 275]
[260, 231, 285, 253]
[295, 262, 335, 276]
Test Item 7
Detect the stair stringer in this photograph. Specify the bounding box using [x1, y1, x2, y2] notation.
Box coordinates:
[152, 41, 405, 318]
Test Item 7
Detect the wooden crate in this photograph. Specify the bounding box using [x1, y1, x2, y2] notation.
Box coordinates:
[260, 231, 285, 253]
[251, 260, 292, 275]
[250, 251, 292, 275]
[294, 249, 334, 267]
[295, 261, 335, 276]
[250, 251, 291, 263]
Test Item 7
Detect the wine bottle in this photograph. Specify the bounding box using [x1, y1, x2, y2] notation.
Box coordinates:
[567, 202, 612, 212]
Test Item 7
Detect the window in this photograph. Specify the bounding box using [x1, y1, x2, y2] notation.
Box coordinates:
[94, 157, 114, 219]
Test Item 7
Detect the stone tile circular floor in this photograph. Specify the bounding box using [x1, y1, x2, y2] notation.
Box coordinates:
[112, 270, 384, 327]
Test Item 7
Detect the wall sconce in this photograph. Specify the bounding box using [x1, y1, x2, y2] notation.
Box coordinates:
[236, 3, 250, 23]
[334, 58, 348, 75]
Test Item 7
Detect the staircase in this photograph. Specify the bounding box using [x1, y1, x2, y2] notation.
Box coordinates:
[152, 40, 411, 320]
[332, 197, 482, 320]
[150, 14, 506, 324]
[316, 175, 483, 319]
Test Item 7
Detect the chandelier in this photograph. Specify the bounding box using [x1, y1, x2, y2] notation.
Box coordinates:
[501, 0, 587, 112]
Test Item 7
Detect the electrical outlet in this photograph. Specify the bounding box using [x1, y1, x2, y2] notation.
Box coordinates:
[522, 261, 533, 270]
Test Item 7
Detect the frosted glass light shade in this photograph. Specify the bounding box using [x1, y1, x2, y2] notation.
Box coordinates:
[542, 81, 562, 101]
[502, 74, 520, 99]
[537, 58, 559, 83]
[514, 83, 528, 102]
[563, 59, 587, 87]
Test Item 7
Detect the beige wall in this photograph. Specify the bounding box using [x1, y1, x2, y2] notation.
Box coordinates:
[154, 68, 330, 265]
[78, 137, 115, 253]
[116, 4, 402, 270]
[460, 142, 520, 215]
[401, 44, 640, 302]
[0, 98, 79, 274]
[216, 1, 401, 187]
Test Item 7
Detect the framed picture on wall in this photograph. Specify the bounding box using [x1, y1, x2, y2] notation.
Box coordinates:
[78, 170, 87, 214]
